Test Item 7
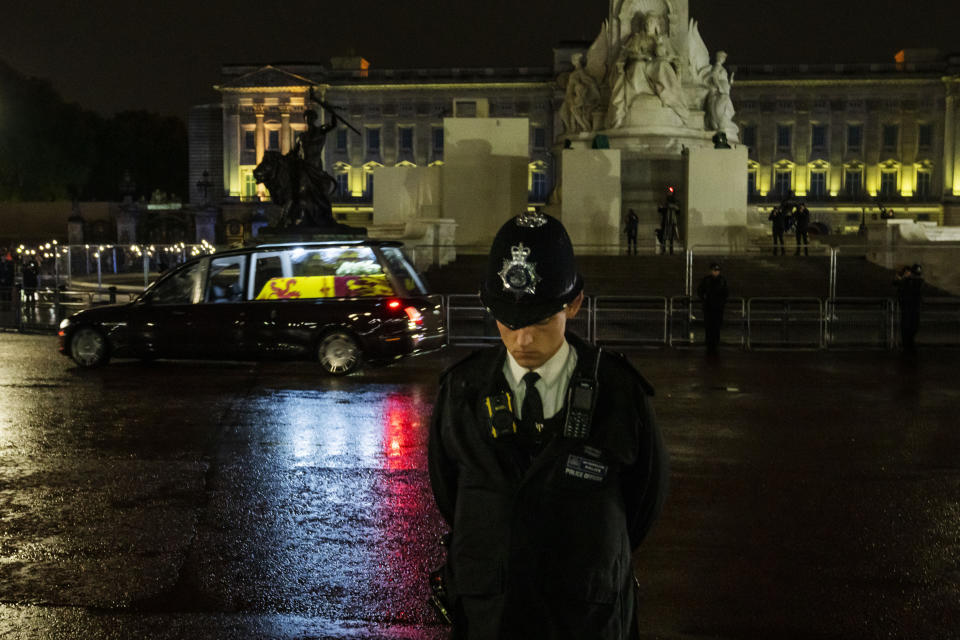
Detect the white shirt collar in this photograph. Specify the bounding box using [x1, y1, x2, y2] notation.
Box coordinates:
[505, 339, 570, 388]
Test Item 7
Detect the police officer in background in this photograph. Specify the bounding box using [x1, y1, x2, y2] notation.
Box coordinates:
[895, 263, 924, 352]
[794, 203, 811, 256]
[429, 211, 668, 639]
[697, 262, 729, 354]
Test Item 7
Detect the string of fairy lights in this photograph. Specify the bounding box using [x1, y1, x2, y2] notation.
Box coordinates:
[12, 239, 217, 264]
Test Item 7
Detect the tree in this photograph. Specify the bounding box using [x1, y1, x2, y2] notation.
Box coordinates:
[0, 59, 187, 202]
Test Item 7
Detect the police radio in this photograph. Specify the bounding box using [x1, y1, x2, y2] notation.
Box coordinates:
[485, 392, 517, 439]
[563, 349, 601, 440]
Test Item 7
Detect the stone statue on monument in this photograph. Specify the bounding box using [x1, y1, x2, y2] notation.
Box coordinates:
[704, 51, 736, 133]
[607, 12, 687, 127]
[554, 0, 739, 143]
[560, 53, 602, 134]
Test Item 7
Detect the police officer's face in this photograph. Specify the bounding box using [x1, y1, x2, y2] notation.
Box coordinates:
[496, 293, 584, 369]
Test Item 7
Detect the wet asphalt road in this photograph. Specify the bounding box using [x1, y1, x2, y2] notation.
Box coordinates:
[1, 332, 958, 639]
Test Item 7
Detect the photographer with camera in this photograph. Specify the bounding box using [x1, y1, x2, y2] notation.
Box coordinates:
[428, 211, 668, 639]
[769, 202, 788, 256]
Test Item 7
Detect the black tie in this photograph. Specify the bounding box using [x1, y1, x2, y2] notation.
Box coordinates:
[521, 372, 544, 433]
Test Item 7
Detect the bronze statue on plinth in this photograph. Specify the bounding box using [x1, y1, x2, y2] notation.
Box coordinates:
[254, 89, 365, 236]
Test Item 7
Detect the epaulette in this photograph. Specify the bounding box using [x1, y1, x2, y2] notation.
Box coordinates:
[602, 349, 655, 397]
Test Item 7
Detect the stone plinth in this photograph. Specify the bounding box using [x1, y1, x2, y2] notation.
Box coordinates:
[560, 149, 622, 252]
[441, 118, 530, 247]
[373, 166, 441, 225]
[684, 146, 748, 252]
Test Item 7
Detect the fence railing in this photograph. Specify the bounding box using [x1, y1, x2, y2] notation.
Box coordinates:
[4, 289, 958, 352]
[444, 294, 960, 351]
[0, 286, 138, 333]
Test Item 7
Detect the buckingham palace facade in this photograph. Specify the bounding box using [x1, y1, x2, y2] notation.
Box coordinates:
[189, 49, 960, 231]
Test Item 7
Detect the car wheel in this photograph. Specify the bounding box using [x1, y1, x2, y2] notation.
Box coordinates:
[70, 326, 110, 368]
[317, 330, 361, 375]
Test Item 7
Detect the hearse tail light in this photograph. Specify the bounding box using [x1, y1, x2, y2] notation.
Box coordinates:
[404, 306, 423, 326]
[387, 299, 402, 310]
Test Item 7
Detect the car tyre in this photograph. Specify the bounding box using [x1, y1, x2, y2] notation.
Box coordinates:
[318, 330, 361, 375]
[70, 326, 110, 368]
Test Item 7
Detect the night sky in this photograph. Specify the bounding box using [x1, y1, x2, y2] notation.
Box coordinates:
[2, 0, 958, 119]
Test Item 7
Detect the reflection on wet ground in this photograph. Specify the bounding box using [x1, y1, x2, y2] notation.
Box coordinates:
[0, 333, 958, 638]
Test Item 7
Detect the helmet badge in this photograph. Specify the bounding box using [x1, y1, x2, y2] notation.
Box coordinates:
[498, 243, 540, 298]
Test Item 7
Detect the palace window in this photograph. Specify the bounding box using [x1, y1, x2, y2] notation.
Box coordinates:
[915, 171, 932, 199]
[776, 124, 792, 152]
[811, 125, 828, 150]
[267, 130, 280, 151]
[882, 125, 899, 152]
[455, 100, 477, 117]
[336, 172, 349, 196]
[741, 125, 757, 149]
[918, 124, 933, 150]
[365, 172, 375, 198]
[432, 127, 444, 155]
[847, 124, 863, 152]
[336, 129, 348, 153]
[244, 130, 256, 151]
[242, 171, 257, 198]
[774, 169, 792, 195]
[530, 171, 548, 202]
[844, 169, 862, 196]
[880, 171, 897, 198]
[532, 127, 546, 150]
[399, 126, 414, 154]
[809, 171, 827, 198]
[366, 127, 381, 156]
[747, 170, 757, 197]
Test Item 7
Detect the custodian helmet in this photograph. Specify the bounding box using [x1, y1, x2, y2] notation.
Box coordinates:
[479, 211, 583, 330]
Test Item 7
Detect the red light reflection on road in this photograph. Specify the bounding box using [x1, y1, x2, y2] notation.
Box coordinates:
[382, 392, 422, 471]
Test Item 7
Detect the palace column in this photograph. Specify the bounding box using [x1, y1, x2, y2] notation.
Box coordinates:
[944, 84, 958, 196]
[280, 105, 292, 154]
[254, 104, 266, 164]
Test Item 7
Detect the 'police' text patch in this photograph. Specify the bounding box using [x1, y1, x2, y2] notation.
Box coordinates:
[564, 455, 608, 482]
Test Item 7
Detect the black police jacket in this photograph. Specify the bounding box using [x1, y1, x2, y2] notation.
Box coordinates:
[697, 275, 729, 309]
[428, 334, 668, 639]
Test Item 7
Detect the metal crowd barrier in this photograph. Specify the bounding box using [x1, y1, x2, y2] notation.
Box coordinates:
[746, 298, 825, 349]
[668, 296, 748, 349]
[0, 287, 138, 332]
[592, 297, 668, 346]
[906, 298, 960, 348]
[445, 294, 592, 346]
[5, 288, 959, 351]
[826, 298, 895, 349]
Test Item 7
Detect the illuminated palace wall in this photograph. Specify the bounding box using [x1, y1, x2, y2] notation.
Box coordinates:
[191, 51, 960, 234]
[199, 60, 556, 227]
[732, 50, 960, 227]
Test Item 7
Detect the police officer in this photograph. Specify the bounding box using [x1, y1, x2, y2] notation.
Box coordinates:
[697, 262, 729, 353]
[624, 208, 639, 255]
[794, 203, 810, 256]
[895, 263, 924, 352]
[428, 211, 668, 639]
